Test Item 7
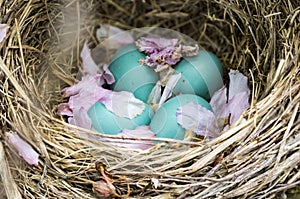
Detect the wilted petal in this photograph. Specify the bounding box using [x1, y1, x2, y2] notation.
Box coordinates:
[158, 73, 181, 108]
[68, 108, 92, 130]
[6, 132, 39, 166]
[223, 91, 249, 124]
[113, 126, 155, 150]
[0, 24, 8, 43]
[81, 41, 101, 76]
[228, 69, 250, 100]
[101, 91, 145, 119]
[102, 64, 115, 84]
[63, 74, 102, 97]
[210, 86, 227, 117]
[136, 36, 199, 71]
[59, 75, 112, 115]
[136, 37, 178, 53]
[176, 102, 221, 138]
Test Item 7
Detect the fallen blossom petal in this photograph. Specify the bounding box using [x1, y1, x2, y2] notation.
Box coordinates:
[228, 69, 250, 100]
[102, 64, 115, 84]
[147, 81, 162, 111]
[94, 180, 116, 198]
[57, 103, 73, 116]
[58, 75, 112, 115]
[112, 126, 156, 150]
[223, 91, 249, 124]
[180, 44, 199, 57]
[209, 86, 227, 118]
[6, 132, 39, 166]
[100, 91, 145, 119]
[136, 37, 178, 54]
[136, 36, 199, 70]
[81, 41, 101, 76]
[63, 74, 102, 97]
[158, 73, 181, 108]
[176, 102, 221, 138]
[68, 108, 92, 130]
[0, 24, 8, 43]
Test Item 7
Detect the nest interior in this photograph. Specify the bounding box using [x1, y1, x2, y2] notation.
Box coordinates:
[0, 0, 299, 198]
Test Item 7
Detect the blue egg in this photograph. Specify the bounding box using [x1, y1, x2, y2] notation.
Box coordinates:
[150, 94, 212, 140]
[109, 44, 159, 102]
[88, 101, 154, 135]
[173, 51, 224, 100]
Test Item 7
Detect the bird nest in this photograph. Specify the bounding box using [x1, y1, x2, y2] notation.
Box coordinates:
[0, 0, 299, 198]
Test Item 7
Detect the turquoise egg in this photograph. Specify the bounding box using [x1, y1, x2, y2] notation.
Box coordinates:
[150, 94, 212, 140]
[173, 51, 224, 100]
[109, 44, 159, 102]
[88, 101, 154, 135]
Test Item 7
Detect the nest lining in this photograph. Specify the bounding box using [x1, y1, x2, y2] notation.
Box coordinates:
[0, 0, 299, 198]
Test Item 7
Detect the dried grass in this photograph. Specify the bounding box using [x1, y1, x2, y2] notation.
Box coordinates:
[0, 0, 299, 198]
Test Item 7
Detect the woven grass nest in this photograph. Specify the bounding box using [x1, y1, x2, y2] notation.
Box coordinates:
[0, 0, 299, 198]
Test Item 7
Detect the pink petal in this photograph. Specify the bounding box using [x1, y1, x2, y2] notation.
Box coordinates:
[0, 24, 8, 43]
[81, 41, 101, 76]
[58, 75, 112, 116]
[57, 103, 73, 116]
[176, 102, 221, 138]
[228, 69, 250, 100]
[102, 64, 115, 84]
[68, 108, 92, 129]
[223, 91, 249, 124]
[100, 91, 145, 119]
[63, 74, 102, 97]
[209, 86, 227, 118]
[112, 126, 156, 150]
[6, 132, 39, 166]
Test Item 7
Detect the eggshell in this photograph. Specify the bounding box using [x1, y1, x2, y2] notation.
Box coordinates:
[150, 94, 212, 140]
[109, 44, 159, 102]
[173, 51, 224, 100]
[88, 101, 154, 135]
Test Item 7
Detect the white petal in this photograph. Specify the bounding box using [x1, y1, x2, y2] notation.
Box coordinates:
[176, 102, 221, 138]
[101, 91, 145, 119]
[158, 73, 181, 109]
[81, 41, 101, 76]
[228, 69, 250, 100]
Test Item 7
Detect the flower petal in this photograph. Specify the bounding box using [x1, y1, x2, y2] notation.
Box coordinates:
[158, 73, 181, 109]
[228, 69, 250, 100]
[100, 91, 145, 119]
[113, 126, 155, 150]
[209, 86, 227, 118]
[6, 132, 39, 166]
[0, 24, 8, 43]
[223, 91, 249, 124]
[81, 41, 102, 76]
[68, 107, 92, 130]
[176, 102, 221, 138]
